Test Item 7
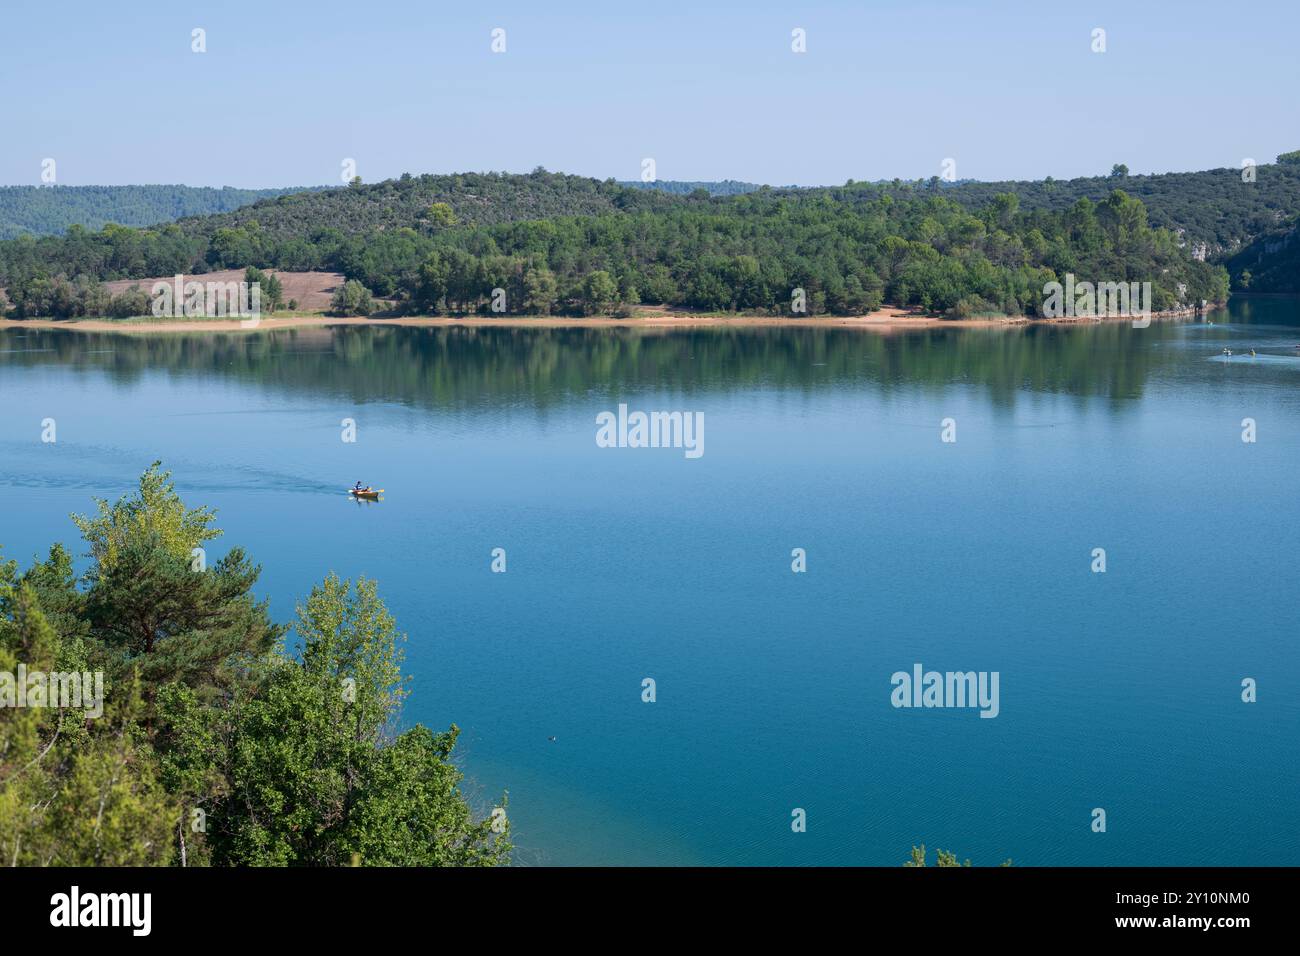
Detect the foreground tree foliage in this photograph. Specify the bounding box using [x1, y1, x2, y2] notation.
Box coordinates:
[0, 463, 509, 866]
[905, 844, 1012, 867]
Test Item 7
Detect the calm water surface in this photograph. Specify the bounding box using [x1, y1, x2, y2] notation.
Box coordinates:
[2, 298, 1298, 865]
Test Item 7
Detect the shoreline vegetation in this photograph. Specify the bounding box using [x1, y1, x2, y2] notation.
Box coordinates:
[0, 302, 1220, 335]
[1, 167, 1246, 327]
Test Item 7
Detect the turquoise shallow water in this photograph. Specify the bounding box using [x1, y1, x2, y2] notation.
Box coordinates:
[2, 297, 1298, 865]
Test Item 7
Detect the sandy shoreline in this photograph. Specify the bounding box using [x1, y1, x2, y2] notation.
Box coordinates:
[0, 305, 1209, 336]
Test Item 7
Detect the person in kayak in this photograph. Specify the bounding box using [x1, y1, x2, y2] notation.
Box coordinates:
[353, 481, 372, 493]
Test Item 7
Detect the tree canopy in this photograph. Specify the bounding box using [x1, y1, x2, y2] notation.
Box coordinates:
[0, 464, 509, 866]
[0, 185, 312, 240]
[14, 158, 1300, 318]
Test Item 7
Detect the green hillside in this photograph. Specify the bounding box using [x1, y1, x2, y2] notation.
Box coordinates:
[0, 185, 314, 240]
[620, 180, 763, 196]
[934, 159, 1300, 259]
[168, 169, 681, 244]
[1, 164, 1232, 320]
[1228, 220, 1300, 293]
[13, 154, 1300, 316]
[5, 155, 1298, 298]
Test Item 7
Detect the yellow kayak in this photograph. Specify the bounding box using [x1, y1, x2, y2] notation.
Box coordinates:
[348, 488, 383, 499]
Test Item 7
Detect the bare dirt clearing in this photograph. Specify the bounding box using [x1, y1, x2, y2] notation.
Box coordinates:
[102, 270, 344, 312]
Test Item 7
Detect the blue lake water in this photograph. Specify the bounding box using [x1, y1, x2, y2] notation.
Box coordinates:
[2, 297, 1298, 866]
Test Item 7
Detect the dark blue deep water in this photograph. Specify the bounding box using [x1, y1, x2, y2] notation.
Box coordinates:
[2, 297, 1298, 865]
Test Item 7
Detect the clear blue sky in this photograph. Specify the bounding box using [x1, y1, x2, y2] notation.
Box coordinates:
[3, 0, 1296, 187]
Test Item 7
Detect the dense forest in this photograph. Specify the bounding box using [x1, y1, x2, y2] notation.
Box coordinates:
[914, 156, 1300, 258]
[0, 185, 313, 241]
[620, 179, 763, 196]
[174, 169, 681, 241]
[13, 156, 1300, 319]
[1227, 219, 1300, 293]
[0, 465, 509, 865]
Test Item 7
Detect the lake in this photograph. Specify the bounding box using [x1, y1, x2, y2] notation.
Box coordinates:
[2, 297, 1298, 866]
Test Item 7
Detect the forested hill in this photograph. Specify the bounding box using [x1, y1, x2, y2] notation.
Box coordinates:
[933, 155, 1300, 260]
[620, 180, 763, 196]
[1227, 220, 1300, 293]
[10, 156, 1300, 317]
[7, 157, 1298, 279]
[1, 166, 1231, 321]
[169, 169, 684, 243]
[176, 157, 1300, 293]
[0, 185, 313, 240]
[622, 158, 1300, 264]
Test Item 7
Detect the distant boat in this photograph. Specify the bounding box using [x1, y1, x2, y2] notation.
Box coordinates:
[348, 487, 383, 499]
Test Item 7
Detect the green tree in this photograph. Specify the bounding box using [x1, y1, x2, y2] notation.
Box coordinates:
[166, 575, 510, 866]
[580, 270, 618, 315]
[107, 283, 151, 318]
[83, 533, 277, 693]
[72, 461, 221, 573]
[36, 675, 176, 866]
[245, 267, 283, 313]
[427, 202, 458, 228]
[905, 844, 1011, 867]
[3, 470, 511, 868]
[1, 580, 175, 866]
[330, 279, 374, 316]
[522, 262, 558, 314]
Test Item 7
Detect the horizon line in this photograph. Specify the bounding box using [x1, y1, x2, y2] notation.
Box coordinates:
[2, 157, 1289, 194]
